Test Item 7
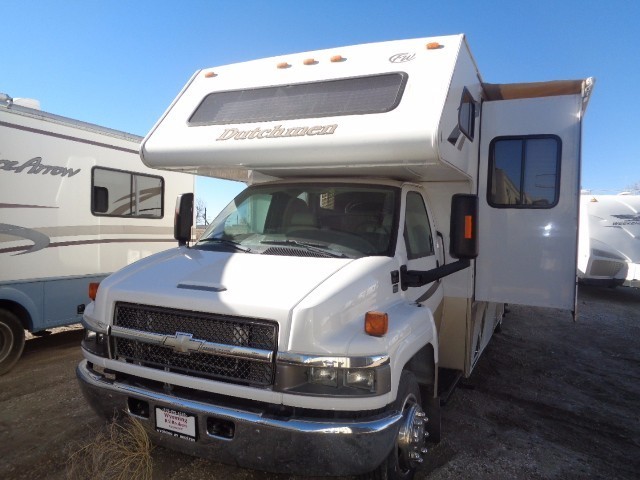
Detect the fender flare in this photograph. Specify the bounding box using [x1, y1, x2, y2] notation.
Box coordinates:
[0, 285, 39, 331]
[385, 301, 439, 402]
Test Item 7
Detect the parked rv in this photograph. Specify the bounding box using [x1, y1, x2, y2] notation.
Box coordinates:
[578, 193, 640, 287]
[0, 94, 194, 375]
[77, 35, 593, 479]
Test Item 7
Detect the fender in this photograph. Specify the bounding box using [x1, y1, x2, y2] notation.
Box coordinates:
[384, 300, 439, 401]
[0, 284, 40, 331]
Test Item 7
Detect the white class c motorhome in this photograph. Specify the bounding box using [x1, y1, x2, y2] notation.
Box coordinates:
[0, 94, 194, 375]
[77, 35, 593, 479]
[578, 193, 640, 287]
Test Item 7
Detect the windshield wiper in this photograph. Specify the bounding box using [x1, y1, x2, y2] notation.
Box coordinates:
[197, 238, 252, 253]
[260, 240, 347, 258]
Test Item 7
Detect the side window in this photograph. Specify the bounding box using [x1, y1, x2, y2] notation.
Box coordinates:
[92, 167, 164, 218]
[488, 136, 561, 208]
[404, 191, 434, 259]
[458, 88, 475, 140]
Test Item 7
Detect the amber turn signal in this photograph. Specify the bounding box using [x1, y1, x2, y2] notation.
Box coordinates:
[88, 282, 100, 301]
[464, 215, 473, 239]
[365, 311, 388, 337]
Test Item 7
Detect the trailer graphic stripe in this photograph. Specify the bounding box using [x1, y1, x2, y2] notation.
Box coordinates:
[0, 120, 139, 154]
[0, 222, 175, 255]
[0, 237, 176, 255]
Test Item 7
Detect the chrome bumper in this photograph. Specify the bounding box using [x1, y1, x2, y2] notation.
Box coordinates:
[76, 360, 400, 476]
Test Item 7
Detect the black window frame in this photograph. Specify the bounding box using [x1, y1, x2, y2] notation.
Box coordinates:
[188, 72, 408, 126]
[91, 166, 165, 219]
[487, 134, 562, 209]
[458, 87, 476, 141]
[403, 191, 435, 260]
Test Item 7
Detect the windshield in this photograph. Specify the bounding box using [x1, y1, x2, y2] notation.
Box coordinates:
[195, 183, 398, 259]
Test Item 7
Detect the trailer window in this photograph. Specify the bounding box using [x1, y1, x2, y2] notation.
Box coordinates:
[189, 73, 407, 126]
[487, 136, 561, 208]
[92, 167, 164, 218]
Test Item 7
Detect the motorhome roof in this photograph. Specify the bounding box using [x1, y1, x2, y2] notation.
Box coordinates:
[141, 35, 591, 183]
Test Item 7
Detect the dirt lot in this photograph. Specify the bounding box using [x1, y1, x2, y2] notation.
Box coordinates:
[1, 285, 638, 479]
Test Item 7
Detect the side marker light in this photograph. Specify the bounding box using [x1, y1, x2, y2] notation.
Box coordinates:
[89, 282, 100, 301]
[365, 311, 388, 337]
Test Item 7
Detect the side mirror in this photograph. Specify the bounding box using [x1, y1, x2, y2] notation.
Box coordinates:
[93, 186, 109, 213]
[450, 194, 478, 259]
[174, 193, 194, 246]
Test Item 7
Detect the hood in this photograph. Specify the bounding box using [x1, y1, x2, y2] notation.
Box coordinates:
[95, 247, 353, 327]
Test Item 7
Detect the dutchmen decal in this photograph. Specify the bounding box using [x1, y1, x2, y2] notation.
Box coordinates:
[0, 157, 81, 177]
[216, 124, 338, 141]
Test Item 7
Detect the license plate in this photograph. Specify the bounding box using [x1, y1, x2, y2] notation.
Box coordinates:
[155, 407, 197, 442]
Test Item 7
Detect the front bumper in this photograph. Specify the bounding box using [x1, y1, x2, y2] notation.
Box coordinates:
[77, 359, 400, 476]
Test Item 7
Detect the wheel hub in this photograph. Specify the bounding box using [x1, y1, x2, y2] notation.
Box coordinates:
[397, 402, 429, 466]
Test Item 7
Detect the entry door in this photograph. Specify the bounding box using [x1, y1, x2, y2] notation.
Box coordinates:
[475, 95, 583, 311]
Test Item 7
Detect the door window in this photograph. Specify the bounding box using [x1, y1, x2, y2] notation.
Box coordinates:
[488, 135, 561, 208]
[404, 192, 434, 259]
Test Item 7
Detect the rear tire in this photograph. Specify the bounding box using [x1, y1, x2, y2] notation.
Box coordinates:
[0, 310, 25, 376]
[363, 371, 425, 480]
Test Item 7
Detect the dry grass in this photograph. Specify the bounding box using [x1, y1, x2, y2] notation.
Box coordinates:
[66, 417, 153, 480]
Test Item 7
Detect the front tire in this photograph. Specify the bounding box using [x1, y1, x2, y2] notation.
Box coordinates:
[365, 371, 426, 480]
[0, 310, 25, 376]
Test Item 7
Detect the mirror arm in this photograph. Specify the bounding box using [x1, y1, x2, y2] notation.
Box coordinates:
[401, 259, 470, 290]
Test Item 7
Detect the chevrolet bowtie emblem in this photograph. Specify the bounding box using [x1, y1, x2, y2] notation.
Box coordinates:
[163, 332, 203, 354]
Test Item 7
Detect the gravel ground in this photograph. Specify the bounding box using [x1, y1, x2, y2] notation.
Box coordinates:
[0, 285, 638, 479]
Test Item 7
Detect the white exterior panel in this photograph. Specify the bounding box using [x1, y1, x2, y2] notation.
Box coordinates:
[0, 101, 194, 331]
[142, 35, 479, 182]
[475, 95, 583, 309]
[578, 194, 640, 286]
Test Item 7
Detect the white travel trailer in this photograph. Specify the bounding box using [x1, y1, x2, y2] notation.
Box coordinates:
[0, 95, 194, 374]
[578, 193, 640, 287]
[77, 35, 593, 479]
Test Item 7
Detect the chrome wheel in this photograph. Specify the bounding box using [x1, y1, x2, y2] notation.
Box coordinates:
[396, 394, 428, 469]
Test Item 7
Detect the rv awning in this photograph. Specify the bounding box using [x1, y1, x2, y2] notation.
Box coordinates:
[482, 80, 585, 101]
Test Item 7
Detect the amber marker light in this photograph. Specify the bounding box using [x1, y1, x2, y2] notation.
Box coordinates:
[365, 311, 388, 337]
[330, 55, 344, 63]
[464, 215, 474, 239]
[303, 58, 317, 65]
[426, 42, 441, 50]
[88, 282, 100, 301]
[204, 71, 217, 78]
[277, 62, 290, 69]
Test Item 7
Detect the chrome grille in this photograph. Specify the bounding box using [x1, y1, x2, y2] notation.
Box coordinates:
[112, 302, 278, 386]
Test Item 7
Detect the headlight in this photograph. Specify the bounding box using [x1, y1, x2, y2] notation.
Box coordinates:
[308, 367, 376, 392]
[276, 354, 390, 396]
[82, 328, 109, 358]
[305, 366, 380, 394]
[309, 367, 338, 387]
[345, 369, 375, 391]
